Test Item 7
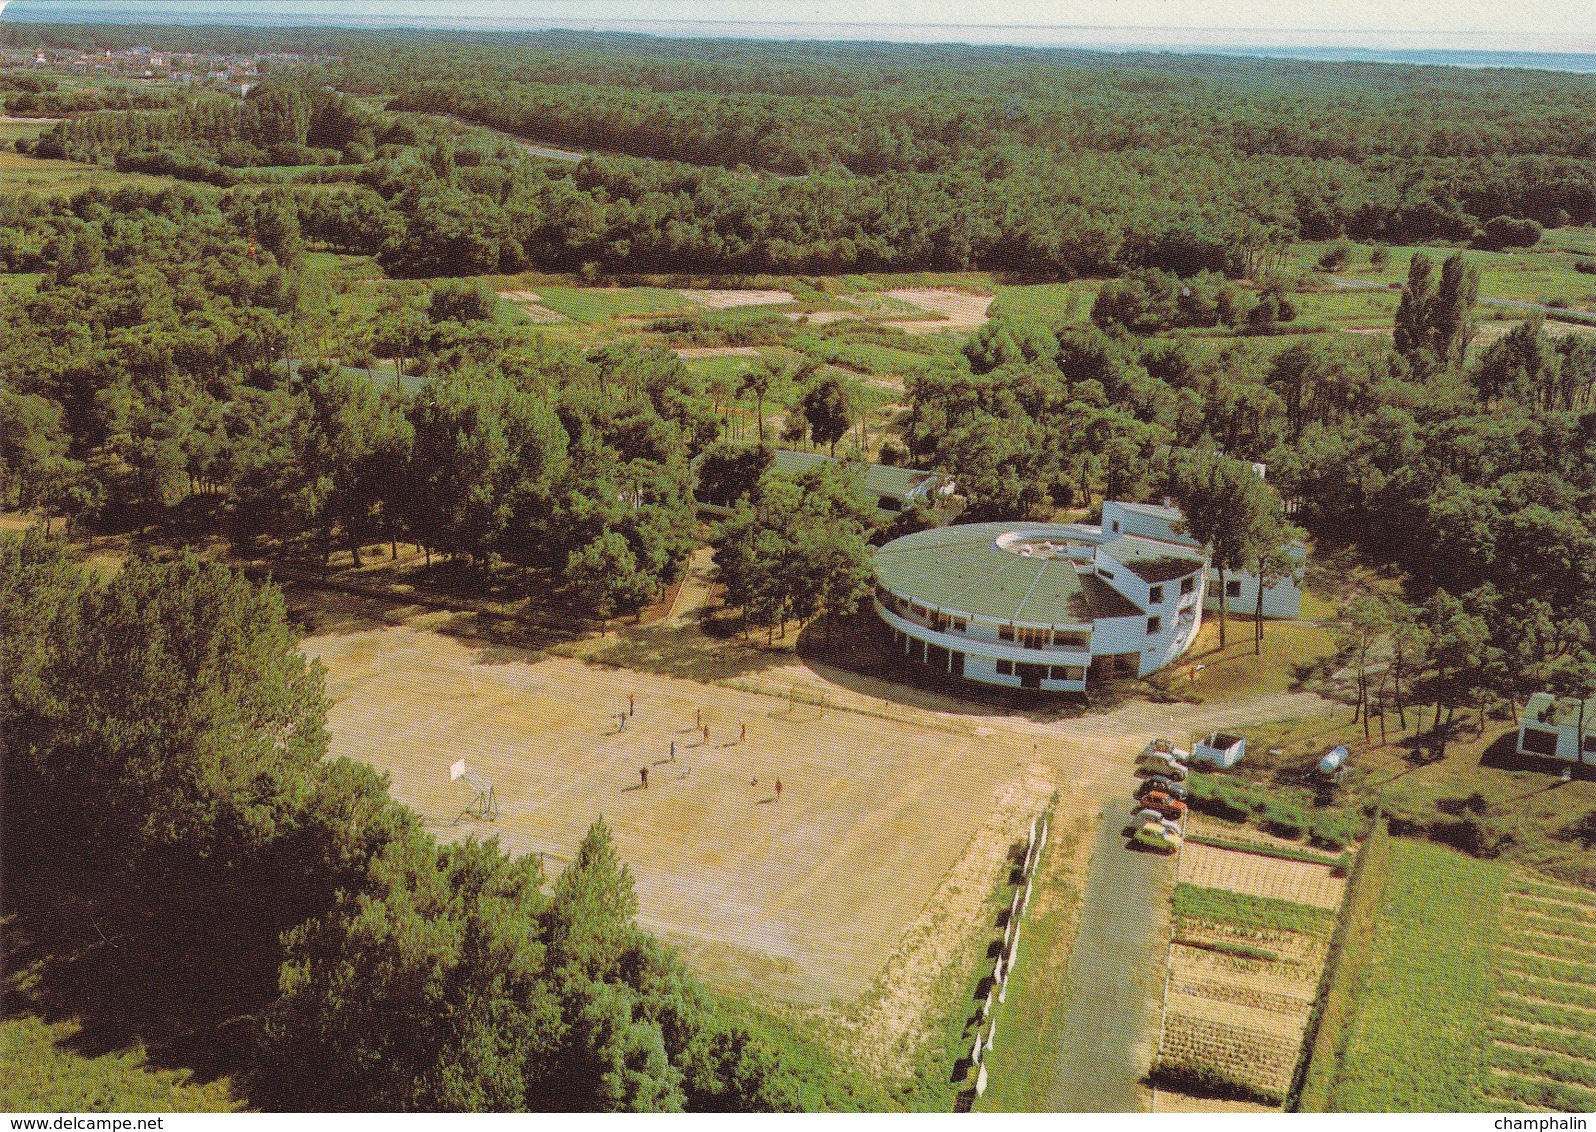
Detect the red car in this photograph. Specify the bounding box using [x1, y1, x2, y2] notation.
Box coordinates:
[1139, 791, 1187, 820]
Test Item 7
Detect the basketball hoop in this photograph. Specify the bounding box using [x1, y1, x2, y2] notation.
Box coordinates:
[450, 758, 498, 822]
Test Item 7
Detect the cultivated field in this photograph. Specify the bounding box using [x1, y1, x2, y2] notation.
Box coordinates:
[1154, 878, 1338, 1108]
[1485, 876, 1596, 1111]
[303, 624, 1057, 1007]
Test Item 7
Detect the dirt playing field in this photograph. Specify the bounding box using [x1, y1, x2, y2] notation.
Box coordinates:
[303, 625, 1052, 1006]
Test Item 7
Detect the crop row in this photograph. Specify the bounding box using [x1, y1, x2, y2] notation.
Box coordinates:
[1174, 937, 1279, 962]
[1512, 881, 1596, 910]
[1499, 949, 1596, 988]
[1498, 971, 1596, 1012]
[1483, 1070, 1596, 1114]
[1183, 832, 1346, 870]
[1504, 927, 1596, 965]
[1507, 894, 1596, 927]
[1493, 994, 1596, 1038]
[1158, 1011, 1297, 1096]
[1488, 1044, 1596, 1091]
[1172, 884, 1336, 940]
[1507, 908, 1596, 946]
[1488, 1018, 1596, 1064]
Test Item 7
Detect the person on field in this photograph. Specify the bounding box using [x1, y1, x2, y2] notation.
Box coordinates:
[628, 693, 635, 716]
[740, 722, 747, 743]
[670, 740, 677, 762]
[775, 779, 783, 800]
[640, 766, 649, 788]
[703, 724, 710, 744]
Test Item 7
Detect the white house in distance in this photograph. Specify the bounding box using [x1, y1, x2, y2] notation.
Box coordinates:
[1100, 499, 1307, 620]
[872, 521, 1207, 692]
[1518, 693, 1596, 764]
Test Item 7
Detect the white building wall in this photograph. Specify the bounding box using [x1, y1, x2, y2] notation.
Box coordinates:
[1206, 567, 1304, 620]
[1100, 501, 1190, 545]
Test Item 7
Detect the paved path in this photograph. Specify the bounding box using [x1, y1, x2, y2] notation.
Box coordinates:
[1041, 807, 1177, 1111]
[1029, 690, 1338, 1111]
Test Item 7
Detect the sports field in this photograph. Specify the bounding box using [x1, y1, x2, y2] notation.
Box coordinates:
[303, 625, 1057, 1006]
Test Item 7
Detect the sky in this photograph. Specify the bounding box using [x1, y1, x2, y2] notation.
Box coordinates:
[2, 0, 1593, 53]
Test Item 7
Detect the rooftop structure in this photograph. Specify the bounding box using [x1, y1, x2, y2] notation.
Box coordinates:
[1101, 498, 1307, 620]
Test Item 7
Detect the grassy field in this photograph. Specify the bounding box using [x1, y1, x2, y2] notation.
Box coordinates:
[0, 1016, 244, 1113]
[1205, 707, 1596, 890]
[1297, 234, 1596, 314]
[1147, 612, 1336, 705]
[975, 806, 1087, 1111]
[1310, 839, 1506, 1111]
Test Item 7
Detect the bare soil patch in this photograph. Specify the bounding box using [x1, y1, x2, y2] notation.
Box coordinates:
[673, 346, 764, 358]
[1180, 842, 1347, 909]
[497, 290, 569, 323]
[680, 289, 795, 310]
[302, 625, 1047, 1008]
[882, 288, 994, 334]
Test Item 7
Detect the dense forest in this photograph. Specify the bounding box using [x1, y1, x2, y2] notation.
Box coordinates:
[9, 27, 1595, 275]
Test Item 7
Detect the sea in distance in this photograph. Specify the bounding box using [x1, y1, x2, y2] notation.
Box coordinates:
[4, 0, 1595, 73]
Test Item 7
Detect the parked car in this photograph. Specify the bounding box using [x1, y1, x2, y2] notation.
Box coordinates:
[1134, 821, 1182, 853]
[1131, 808, 1182, 835]
[1139, 791, 1187, 820]
[1137, 775, 1189, 801]
[1134, 755, 1189, 781]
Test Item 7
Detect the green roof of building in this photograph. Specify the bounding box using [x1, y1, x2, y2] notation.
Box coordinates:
[1097, 534, 1208, 583]
[872, 522, 1178, 626]
[771, 449, 935, 503]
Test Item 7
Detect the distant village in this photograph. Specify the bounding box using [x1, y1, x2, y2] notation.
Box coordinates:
[2, 45, 331, 96]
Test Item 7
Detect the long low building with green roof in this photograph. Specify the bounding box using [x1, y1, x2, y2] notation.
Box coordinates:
[871, 521, 1208, 692]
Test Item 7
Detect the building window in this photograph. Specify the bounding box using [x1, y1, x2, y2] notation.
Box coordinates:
[1048, 665, 1085, 681]
[953, 617, 967, 633]
[1149, 585, 1164, 605]
[1018, 626, 1049, 650]
[996, 659, 1014, 676]
[1181, 576, 1196, 595]
[1147, 616, 1162, 634]
[1585, 734, 1596, 754]
[1522, 727, 1559, 757]
[1226, 580, 1242, 599]
[999, 625, 1015, 642]
[1054, 630, 1089, 649]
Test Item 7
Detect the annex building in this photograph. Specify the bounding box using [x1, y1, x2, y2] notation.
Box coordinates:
[1101, 499, 1307, 619]
[872, 521, 1208, 692]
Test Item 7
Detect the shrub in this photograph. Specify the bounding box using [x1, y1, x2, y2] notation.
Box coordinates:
[1574, 258, 1596, 276]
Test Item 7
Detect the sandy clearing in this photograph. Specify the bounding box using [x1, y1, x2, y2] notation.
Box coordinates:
[497, 290, 569, 323]
[882, 288, 994, 334]
[784, 310, 860, 324]
[303, 625, 1047, 1007]
[1180, 842, 1347, 909]
[673, 346, 764, 358]
[679, 289, 795, 310]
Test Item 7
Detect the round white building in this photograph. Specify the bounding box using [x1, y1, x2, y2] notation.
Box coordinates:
[872, 522, 1208, 691]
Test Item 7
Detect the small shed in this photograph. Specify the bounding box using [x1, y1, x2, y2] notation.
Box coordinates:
[1193, 731, 1246, 769]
